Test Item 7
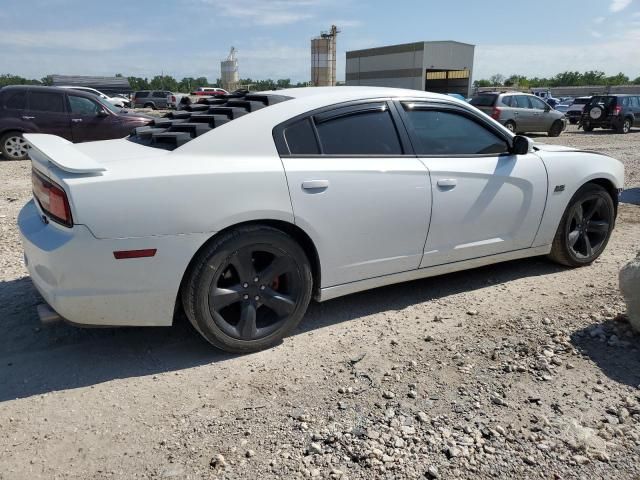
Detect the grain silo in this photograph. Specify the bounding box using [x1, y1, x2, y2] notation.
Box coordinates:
[221, 47, 240, 91]
[311, 25, 339, 87]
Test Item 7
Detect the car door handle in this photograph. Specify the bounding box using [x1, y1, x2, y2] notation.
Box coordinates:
[22, 115, 35, 120]
[437, 178, 457, 189]
[71, 118, 83, 123]
[302, 180, 329, 191]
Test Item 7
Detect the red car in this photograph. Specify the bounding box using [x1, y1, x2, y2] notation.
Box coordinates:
[0, 86, 153, 160]
[191, 87, 228, 96]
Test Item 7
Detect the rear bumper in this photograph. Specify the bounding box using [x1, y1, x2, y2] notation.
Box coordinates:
[18, 200, 211, 327]
[581, 115, 624, 128]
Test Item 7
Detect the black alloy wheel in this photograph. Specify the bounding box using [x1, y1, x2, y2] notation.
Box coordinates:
[182, 226, 313, 353]
[209, 245, 303, 341]
[549, 184, 614, 267]
[565, 195, 610, 260]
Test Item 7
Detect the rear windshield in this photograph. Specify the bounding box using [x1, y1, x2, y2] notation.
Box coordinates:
[574, 98, 590, 105]
[588, 96, 616, 108]
[469, 95, 497, 107]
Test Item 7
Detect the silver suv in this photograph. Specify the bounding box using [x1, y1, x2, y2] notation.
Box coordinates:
[469, 92, 566, 137]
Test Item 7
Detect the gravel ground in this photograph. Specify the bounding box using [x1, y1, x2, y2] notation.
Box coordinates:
[0, 125, 639, 480]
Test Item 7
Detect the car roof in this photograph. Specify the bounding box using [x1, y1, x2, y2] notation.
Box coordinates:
[0, 84, 100, 99]
[263, 86, 455, 103]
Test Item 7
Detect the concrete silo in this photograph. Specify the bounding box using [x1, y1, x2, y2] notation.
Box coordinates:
[311, 25, 339, 87]
[221, 47, 240, 92]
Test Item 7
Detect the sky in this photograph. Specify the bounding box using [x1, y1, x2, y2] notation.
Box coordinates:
[0, 0, 639, 83]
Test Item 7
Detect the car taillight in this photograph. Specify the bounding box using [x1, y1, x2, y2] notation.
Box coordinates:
[613, 105, 622, 115]
[170, 95, 176, 102]
[491, 107, 501, 120]
[32, 169, 73, 227]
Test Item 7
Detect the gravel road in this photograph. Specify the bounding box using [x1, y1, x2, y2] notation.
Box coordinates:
[1, 126, 639, 479]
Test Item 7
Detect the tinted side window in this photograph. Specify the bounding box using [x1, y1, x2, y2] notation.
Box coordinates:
[3, 90, 27, 110]
[284, 118, 319, 155]
[404, 108, 509, 156]
[152, 91, 165, 97]
[29, 92, 65, 113]
[136, 92, 149, 98]
[530, 97, 548, 110]
[315, 108, 402, 155]
[68, 95, 101, 115]
[514, 96, 532, 109]
[633, 97, 640, 107]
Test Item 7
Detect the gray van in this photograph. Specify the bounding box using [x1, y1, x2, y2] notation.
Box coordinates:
[470, 92, 567, 137]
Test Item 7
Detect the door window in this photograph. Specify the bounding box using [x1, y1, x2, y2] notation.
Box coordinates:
[3, 90, 27, 110]
[68, 95, 102, 115]
[284, 118, 320, 155]
[403, 107, 509, 156]
[502, 96, 514, 107]
[151, 91, 165, 98]
[514, 95, 532, 109]
[29, 91, 65, 113]
[529, 96, 548, 110]
[314, 106, 402, 155]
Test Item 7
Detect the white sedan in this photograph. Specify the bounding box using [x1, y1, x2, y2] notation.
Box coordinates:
[19, 87, 624, 352]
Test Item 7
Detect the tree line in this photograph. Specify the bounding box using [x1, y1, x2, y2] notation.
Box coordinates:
[0, 73, 308, 92]
[474, 70, 640, 89]
[3, 70, 639, 92]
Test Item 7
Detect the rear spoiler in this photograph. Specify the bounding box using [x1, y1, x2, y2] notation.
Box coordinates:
[24, 134, 106, 173]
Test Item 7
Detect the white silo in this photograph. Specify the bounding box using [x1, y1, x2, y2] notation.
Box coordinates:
[311, 25, 339, 87]
[221, 47, 239, 91]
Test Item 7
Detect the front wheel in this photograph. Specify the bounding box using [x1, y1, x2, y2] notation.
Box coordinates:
[617, 118, 632, 134]
[548, 120, 563, 137]
[182, 226, 313, 353]
[548, 184, 615, 267]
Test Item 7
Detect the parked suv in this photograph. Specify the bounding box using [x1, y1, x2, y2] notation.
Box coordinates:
[0, 86, 152, 160]
[564, 97, 591, 124]
[469, 92, 566, 136]
[132, 90, 174, 109]
[580, 95, 639, 134]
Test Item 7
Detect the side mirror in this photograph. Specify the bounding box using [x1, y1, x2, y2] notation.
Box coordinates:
[512, 135, 532, 155]
[97, 109, 109, 118]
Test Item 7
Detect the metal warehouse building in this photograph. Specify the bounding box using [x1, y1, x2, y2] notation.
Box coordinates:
[346, 41, 475, 97]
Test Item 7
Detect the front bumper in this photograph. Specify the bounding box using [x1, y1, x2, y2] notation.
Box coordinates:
[18, 200, 211, 327]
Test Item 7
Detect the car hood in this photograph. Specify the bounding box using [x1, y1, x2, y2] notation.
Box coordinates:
[533, 143, 577, 153]
[117, 110, 155, 121]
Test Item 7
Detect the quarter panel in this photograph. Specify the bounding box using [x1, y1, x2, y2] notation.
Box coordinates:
[532, 150, 625, 247]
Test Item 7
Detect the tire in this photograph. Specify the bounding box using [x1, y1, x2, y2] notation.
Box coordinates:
[616, 117, 632, 134]
[504, 121, 516, 133]
[548, 183, 615, 267]
[182, 225, 313, 353]
[569, 119, 578, 125]
[583, 122, 594, 132]
[548, 120, 563, 137]
[143, 102, 155, 109]
[0, 131, 29, 160]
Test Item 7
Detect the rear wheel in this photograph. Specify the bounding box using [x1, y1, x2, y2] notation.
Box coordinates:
[548, 120, 563, 137]
[582, 122, 594, 132]
[548, 184, 615, 267]
[182, 226, 313, 353]
[143, 102, 155, 109]
[0, 131, 29, 160]
[504, 121, 516, 133]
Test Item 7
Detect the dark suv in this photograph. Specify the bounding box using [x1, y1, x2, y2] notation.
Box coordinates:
[0, 86, 152, 160]
[132, 90, 173, 109]
[580, 95, 639, 134]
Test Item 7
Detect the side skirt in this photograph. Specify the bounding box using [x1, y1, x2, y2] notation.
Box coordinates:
[318, 245, 552, 302]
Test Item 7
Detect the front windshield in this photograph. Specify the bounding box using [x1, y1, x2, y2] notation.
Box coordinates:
[101, 99, 122, 113]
